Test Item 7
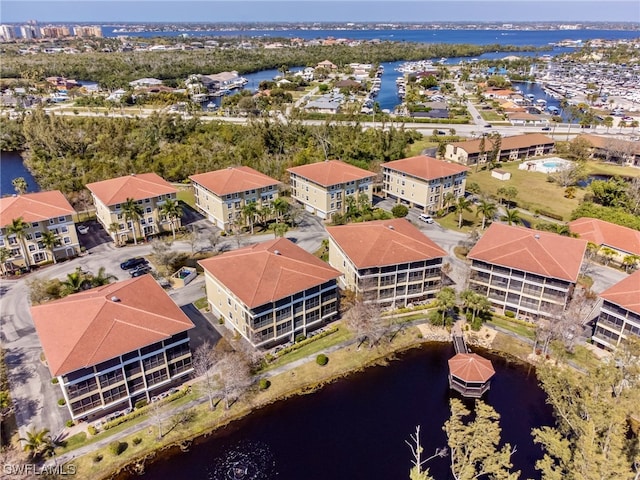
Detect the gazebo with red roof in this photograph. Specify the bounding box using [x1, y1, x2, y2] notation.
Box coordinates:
[448, 353, 495, 398]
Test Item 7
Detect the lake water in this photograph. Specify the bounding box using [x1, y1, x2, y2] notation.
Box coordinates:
[0, 151, 40, 196]
[135, 344, 554, 480]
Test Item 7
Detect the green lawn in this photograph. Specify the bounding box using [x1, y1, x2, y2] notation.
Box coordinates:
[468, 162, 585, 221]
[176, 188, 196, 208]
[436, 209, 482, 233]
[585, 161, 640, 178]
[406, 138, 438, 157]
[487, 316, 536, 340]
[193, 297, 209, 310]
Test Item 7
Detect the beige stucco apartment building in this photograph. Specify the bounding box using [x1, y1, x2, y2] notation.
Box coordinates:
[569, 217, 640, 265]
[468, 223, 587, 320]
[327, 218, 446, 308]
[382, 155, 469, 213]
[287, 160, 375, 220]
[444, 133, 555, 167]
[199, 238, 341, 348]
[86, 173, 178, 244]
[0, 190, 80, 269]
[190, 166, 281, 230]
[31, 275, 195, 421]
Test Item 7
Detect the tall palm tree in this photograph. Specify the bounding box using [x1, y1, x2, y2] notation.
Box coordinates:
[122, 197, 144, 245]
[0, 247, 10, 276]
[618, 120, 627, 133]
[443, 192, 456, 211]
[108, 222, 120, 245]
[475, 199, 497, 229]
[271, 197, 290, 222]
[7, 217, 30, 269]
[503, 208, 521, 226]
[453, 197, 473, 229]
[160, 198, 183, 240]
[40, 229, 59, 264]
[242, 201, 258, 234]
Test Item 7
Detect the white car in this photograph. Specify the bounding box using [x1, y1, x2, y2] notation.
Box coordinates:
[418, 214, 434, 224]
[77, 225, 89, 234]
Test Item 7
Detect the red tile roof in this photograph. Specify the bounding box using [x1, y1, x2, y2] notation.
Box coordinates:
[86, 173, 176, 206]
[383, 155, 469, 180]
[448, 353, 495, 383]
[189, 166, 281, 196]
[287, 160, 375, 187]
[579, 134, 640, 155]
[468, 223, 587, 282]
[449, 133, 554, 155]
[569, 217, 640, 256]
[0, 191, 75, 226]
[327, 218, 446, 269]
[31, 275, 195, 377]
[599, 270, 640, 315]
[199, 238, 341, 308]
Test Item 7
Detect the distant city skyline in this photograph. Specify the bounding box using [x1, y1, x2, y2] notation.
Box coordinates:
[2, 0, 640, 24]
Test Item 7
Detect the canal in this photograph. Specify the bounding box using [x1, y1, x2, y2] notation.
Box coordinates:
[136, 344, 554, 480]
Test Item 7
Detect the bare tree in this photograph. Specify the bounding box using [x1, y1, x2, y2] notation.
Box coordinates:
[192, 342, 217, 410]
[406, 425, 447, 480]
[213, 350, 252, 410]
[185, 227, 202, 255]
[343, 286, 389, 349]
[151, 239, 178, 274]
[148, 398, 165, 440]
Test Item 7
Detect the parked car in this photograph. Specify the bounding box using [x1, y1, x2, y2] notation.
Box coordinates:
[484, 124, 492, 128]
[130, 265, 152, 277]
[418, 214, 434, 224]
[120, 257, 148, 270]
[77, 225, 89, 234]
[541, 126, 551, 131]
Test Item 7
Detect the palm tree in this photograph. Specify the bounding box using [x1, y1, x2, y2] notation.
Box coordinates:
[503, 208, 521, 226]
[7, 217, 30, 269]
[435, 287, 457, 326]
[40, 229, 59, 264]
[61, 270, 88, 295]
[618, 120, 627, 133]
[241, 201, 258, 234]
[345, 195, 358, 220]
[603, 116, 614, 133]
[122, 197, 144, 245]
[475, 199, 496, 229]
[442, 192, 456, 211]
[600, 246, 616, 266]
[160, 198, 183, 240]
[271, 197, 290, 222]
[453, 196, 473, 229]
[12, 177, 28, 195]
[19, 428, 52, 460]
[622, 254, 640, 273]
[89, 266, 117, 287]
[0, 247, 10, 276]
[631, 120, 639, 133]
[108, 222, 120, 245]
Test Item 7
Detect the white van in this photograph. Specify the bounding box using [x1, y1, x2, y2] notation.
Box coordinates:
[418, 214, 434, 224]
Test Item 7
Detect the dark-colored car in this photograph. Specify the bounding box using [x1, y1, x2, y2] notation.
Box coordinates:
[120, 257, 148, 270]
[541, 126, 551, 131]
[130, 265, 152, 277]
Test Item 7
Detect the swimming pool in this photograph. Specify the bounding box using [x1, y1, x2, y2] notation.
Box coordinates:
[519, 157, 571, 174]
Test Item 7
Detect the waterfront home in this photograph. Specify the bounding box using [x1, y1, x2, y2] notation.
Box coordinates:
[128, 78, 163, 88]
[382, 155, 469, 214]
[569, 217, 640, 264]
[0, 191, 80, 269]
[591, 270, 640, 350]
[190, 166, 281, 231]
[86, 173, 179, 244]
[444, 134, 555, 167]
[507, 112, 550, 127]
[468, 223, 587, 320]
[327, 218, 446, 308]
[287, 160, 375, 220]
[31, 275, 195, 421]
[316, 60, 338, 71]
[578, 134, 640, 167]
[199, 238, 341, 348]
[198, 71, 243, 92]
[304, 93, 344, 114]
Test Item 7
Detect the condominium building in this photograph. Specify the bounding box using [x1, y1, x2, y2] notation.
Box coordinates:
[87, 173, 178, 244]
[287, 160, 375, 220]
[592, 270, 640, 350]
[190, 166, 281, 230]
[199, 238, 341, 348]
[31, 275, 195, 421]
[444, 134, 555, 167]
[468, 223, 587, 320]
[382, 155, 469, 213]
[0, 191, 80, 269]
[569, 217, 640, 263]
[327, 218, 446, 308]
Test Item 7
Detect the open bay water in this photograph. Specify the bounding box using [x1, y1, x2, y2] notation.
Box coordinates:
[0, 151, 40, 196]
[135, 344, 554, 480]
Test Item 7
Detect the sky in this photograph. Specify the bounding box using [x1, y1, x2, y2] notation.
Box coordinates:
[1, 0, 639, 23]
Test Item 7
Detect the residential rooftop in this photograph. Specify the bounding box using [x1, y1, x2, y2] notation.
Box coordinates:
[569, 217, 640, 256]
[198, 237, 341, 309]
[31, 275, 195, 377]
[287, 160, 375, 187]
[189, 166, 281, 196]
[383, 155, 469, 180]
[0, 191, 75, 226]
[468, 223, 587, 282]
[86, 173, 177, 206]
[327, 218, 446, 269]
[599, 270, 640, 316]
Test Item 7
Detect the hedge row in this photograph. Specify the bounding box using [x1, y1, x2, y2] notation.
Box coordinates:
[536, 209, 564, 221]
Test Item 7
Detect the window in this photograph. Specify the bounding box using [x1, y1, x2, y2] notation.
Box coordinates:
[61, 226, 68, 233]
[34, 231, 42, 239]
[145, 198, 150, 203]
[145, 207, 152, 214]
[25, 233, 33, 241]
[145, 368, 168, 386]
[0, 238, 4, 247]
[32, 222, 39, 228]
[49, 219, 55, 225]
[58, 216, 66, 222]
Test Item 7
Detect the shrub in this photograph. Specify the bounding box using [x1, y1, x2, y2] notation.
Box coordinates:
[316, 354, 329, 366]
[57, 398, 66, 406]
[93, 454, 103, 463]
[218, 317, 224, 325]
[87, 425, 97, 436]
[135, 399, 148, 409]
[504, 310, 516, 318]
[259, 378, 271, 390]
[295, 334, 306, 343]
[132, 437, 142, 446]
[66, 420, 74, 428]
[51, 378, 59, 384]
[391, 204, 409, 218]
[109, 441, 128, 456]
